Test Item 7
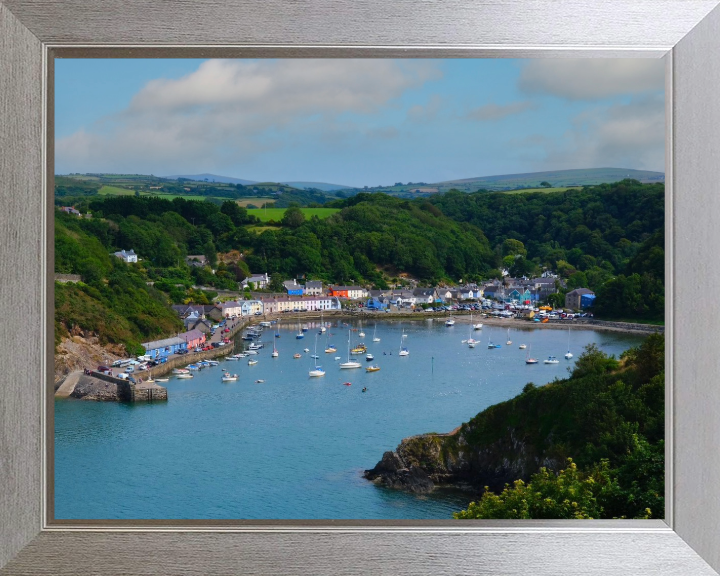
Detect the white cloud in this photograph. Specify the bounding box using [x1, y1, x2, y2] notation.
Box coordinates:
[466, 100, 535, 121]
[56, 59, 442, 174]
[518, 59, 664, 100]
[539, 94, 665, 171]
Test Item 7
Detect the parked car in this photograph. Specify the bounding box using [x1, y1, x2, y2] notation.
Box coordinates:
[97, 365, 112, 374]
[125, 366, 135, 373]
[116, 373, 129, 380]
[176, 349, 188, 355]
[254, 311, 262, 315]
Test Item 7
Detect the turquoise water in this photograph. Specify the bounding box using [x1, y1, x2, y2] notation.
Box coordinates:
[54, 320, 643, 520]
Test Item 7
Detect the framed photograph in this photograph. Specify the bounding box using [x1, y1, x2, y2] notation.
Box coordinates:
[2, 1, 720, 574]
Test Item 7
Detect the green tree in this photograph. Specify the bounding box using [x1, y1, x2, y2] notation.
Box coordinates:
[282, 205, 306, 228]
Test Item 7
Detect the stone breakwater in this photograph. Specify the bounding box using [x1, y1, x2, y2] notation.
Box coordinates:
[60, 371, 168, 402]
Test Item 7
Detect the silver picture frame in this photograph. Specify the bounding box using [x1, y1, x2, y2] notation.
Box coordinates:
[2, 1, 720, 573]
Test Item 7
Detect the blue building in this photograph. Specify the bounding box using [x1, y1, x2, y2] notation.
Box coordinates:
[283, 279, 305, 296]
[141, 336, 187, 358]
[580, 293, 596, 309]
[365, 297, 388, 310]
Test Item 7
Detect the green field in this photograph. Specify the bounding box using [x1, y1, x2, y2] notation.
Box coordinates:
[248, 208, 340, 222]
[237, 197, 274, 207]
[98, 185, 136, 196]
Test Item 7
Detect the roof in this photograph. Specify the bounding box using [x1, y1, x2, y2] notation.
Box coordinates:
[567, 288, 595, 296]
[142, 336, 185, 350]
[305, 280, 323, 288]
[179, 329, 204, 342]
[218, 301, 241, 309]
[330, 285, 364, 291]
[412, 288, 435, 296]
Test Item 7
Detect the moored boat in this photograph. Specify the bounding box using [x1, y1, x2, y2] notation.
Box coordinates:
[366, 365, 380, 372]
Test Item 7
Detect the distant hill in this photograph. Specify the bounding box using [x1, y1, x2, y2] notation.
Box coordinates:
[280, 181, 352, 191]
[346, 167, 665, 196]
[435, 167, 665, 192]
[165, 173, 257, 185]
[166, 174, 352, 191]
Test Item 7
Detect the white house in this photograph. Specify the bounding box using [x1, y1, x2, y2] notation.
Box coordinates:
[240, 300, 264, 315]
[242, 273, 270, 289]
[304, 280, 323, 296]
[217, 300, 243, 318]
[113, 249, 138, 263]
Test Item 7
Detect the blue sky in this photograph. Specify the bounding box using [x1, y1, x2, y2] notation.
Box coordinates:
[55, 58, 665, 187]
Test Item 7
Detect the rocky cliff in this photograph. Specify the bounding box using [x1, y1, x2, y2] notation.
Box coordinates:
[365, 337, 666, 496]
[364, 423, 561, 494]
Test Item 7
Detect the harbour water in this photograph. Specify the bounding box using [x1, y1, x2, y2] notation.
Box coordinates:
[54, 319, 644, 520]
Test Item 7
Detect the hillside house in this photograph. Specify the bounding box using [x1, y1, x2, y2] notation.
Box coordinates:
[185, 255, 208, 268]
[283, 279, 305, 296]
[113, 249, 138, 263]
[304, 280, 323, 296]
[241, 273, 270, 289]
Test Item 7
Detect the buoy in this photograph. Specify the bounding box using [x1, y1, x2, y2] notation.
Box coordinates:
[343, 382, 352, 386]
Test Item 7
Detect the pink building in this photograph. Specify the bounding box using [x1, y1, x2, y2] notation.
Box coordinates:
[179, 329, 206, 349]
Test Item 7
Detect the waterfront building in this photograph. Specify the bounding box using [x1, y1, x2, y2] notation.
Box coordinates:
[113, 249, 138, 263]
[412, 287, 443, 304]
[565, 288, 595, 310]
[217, 300, 243, 318]
[365, 297, 389, 310]
[179, 329, 206, 349]
[241, 300, 264, 316]
[259, 295, 341, 314]
[141, 336, 187, 359]
[327, 285, 367, 299]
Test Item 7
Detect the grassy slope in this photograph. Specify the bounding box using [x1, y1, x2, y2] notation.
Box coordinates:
[248, 207, 340, 222]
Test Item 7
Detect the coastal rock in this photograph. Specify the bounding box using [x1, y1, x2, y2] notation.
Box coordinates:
[363, 451, 435, 494]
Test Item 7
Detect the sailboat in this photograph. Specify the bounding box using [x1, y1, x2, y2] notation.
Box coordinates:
[506, 328, 512, 345]
[465, 313, 478, 348]
[372, 324, 381, 342]
[271, 337, 279, 358]
[525, 347, 538, 364]
[398, 330, 410, 356]
[445, 317, 455, 326]
[544, 356, 560, 364]
[487, 329, 501, 349]
[324, 326, 336, 354]
[473, 320, 483, 330]
[319, 310, 327, 333]
[339, 330, 362, 369]
[359, 321, 365, 338]
[564, 327, 573, 359]
[309, 334, 326, 377]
